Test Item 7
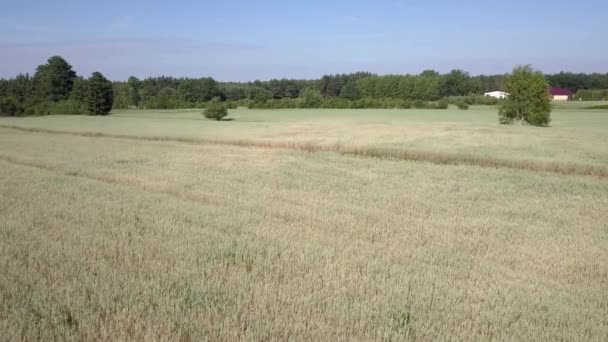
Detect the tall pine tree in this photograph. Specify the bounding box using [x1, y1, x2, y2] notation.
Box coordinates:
[87, 72, 114, 115]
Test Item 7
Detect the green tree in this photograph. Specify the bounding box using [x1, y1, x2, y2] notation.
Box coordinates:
[33, 56, 77, 102]
[339, 80, 360, 100]
[87, 72, 114, 115]
[112, 82, 130, 109]
[301, 87, 322, 108]
[420, 69, 439, 77]
[439, 69, 473, 97]
[203, 98, 228, 120]
[7, 73, 33, 102]
[70, 77, 89, 102]
[250, 86, 272, 102]
[127, 76, 141, 108]
[0, 96, 23, 116]
[499, 65, 551, 126]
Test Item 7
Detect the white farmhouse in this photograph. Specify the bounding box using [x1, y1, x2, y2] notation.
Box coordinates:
[484, 91, 509, 99]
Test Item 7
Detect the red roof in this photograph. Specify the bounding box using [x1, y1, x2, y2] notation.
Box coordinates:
[549, 87, 572, 96]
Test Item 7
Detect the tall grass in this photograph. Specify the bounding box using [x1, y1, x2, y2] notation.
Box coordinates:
[1, 129, 607, 340]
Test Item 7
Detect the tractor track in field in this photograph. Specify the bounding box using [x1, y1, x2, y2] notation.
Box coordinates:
[2, 124, 608, 179]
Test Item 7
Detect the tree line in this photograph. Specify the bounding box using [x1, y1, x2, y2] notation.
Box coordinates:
[0, 56, 113, 116]
[2, 56, 608, 116]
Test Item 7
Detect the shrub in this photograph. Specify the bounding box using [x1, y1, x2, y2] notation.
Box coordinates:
[203, 99, 228, 120]
[24, 101, 51, 116]
[435, 98, 449, 109]
[456, 101, 470, 110]
[412, 99, 426, 109]
[320, 97, 351, 109]
[144, 96, 188, 109]
[49, 99, 87, 115]
[397, 100, 411, 109]
[225, 100, 238, 109]
[448, 95, 499, 106]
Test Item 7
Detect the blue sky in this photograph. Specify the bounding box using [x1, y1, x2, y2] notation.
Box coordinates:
[1, 0, 606, 81]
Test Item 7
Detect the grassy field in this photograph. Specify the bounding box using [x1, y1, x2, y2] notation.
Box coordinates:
[2, 105, 608, 171]
[1, 106, 607, 340]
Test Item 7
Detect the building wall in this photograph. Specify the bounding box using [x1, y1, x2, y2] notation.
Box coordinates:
[485, 92, 508, 99]
[552, 95, 569, 101]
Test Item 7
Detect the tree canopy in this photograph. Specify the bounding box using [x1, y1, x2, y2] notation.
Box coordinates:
[499, 65, 551, 126]
[87, 72, 114, 115]
[33, 56, 77, 102]
[1, 55, 608, 114]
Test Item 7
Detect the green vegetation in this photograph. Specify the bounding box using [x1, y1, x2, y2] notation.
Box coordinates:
[3, 56, 608, 114]
[547, 71, 608, 92]
[301, 87, 322, 108]
[0, 96, 22, 116]
[499, 65, 552, 126]
[33, 56, 77, 102]
[0, 107, 607, 340]
[575, 89, 608, 101]
[86, 72, 114, 115]
[585, 104, 608, 109]
[203, 99, 228, 120]
[1, 55, 607, 339]
[456, 100, 469, 110]
[0, 56, 113, 116]
[2, 107, 607, 168]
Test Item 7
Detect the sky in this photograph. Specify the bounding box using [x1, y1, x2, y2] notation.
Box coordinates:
[1, 0, 607, 81]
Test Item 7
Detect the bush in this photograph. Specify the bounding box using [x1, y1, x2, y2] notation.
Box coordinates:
[397, 100, 411, 109]
[448, 95, 499, 106]
[320, 97, 351, 109]
[435, 98, 449, 109]
[49, 99, 88, 115]
[248, 98, 300, 109]
[456, 101, 470, 110]
[412, 99, 426, 109]
[203, 99, 228, 120]
[24, 101, 51, 116]
[225, 100, 238, 109]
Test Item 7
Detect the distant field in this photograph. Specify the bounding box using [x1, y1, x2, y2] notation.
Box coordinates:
[2, 106, 608, 170]
[551, 100, 608, 109]
[1, 106, 607, 340]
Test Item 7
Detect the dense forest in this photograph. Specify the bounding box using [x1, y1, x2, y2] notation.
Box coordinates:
[1, 56, 608, 115]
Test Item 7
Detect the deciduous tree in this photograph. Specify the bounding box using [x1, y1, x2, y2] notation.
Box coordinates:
[499, 65, 551, 126]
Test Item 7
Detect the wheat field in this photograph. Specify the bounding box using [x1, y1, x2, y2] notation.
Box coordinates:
[1, 107, 607, 341]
